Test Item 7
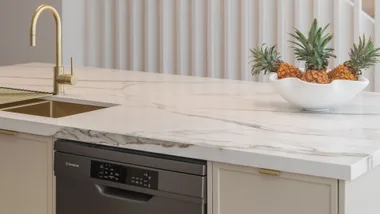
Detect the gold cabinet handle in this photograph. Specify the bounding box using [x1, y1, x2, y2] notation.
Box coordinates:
[0, 129, 17, 135]
[259, 168, 281, 176]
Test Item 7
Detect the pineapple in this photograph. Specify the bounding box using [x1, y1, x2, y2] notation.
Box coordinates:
[290, 18, 336, 84]
[300, 70, 330, 84]
[329, 35, 380, 81]
[250, 44, 302, 79]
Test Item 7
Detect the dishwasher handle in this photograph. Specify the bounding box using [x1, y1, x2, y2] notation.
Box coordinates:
[95, 184, 154, 203]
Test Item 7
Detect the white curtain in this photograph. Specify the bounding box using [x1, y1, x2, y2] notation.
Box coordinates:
[62, 0, 375, 89]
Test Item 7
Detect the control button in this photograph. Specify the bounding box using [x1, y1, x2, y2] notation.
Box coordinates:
[99, 171, 103, 175]
[99, 175, 103, 178]
[100, 165, 104, 169]
[143, 184, 148, 187]
[115, 177, 119, 181]
[148, 176, 151, 180]
[139, 182, 143, 185]
[109, 176, 114, 179]
[104, 171, 108, 175]
[144, 180, 148, 183]
[110, 168, 114, 172]
[110, 172, 114, 176]
[115, 173, 120, 176]
[132, 177, 135, 179]
[104, 176, 108, 179]
[131, 180, 135, 184]
[148, 184, 151, 188]
[144, 172, 148, 177]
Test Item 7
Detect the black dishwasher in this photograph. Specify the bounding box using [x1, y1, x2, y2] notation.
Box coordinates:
[54, 140, 207, 214]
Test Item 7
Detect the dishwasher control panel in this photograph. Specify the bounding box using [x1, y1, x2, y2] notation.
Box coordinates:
[90, 160, 158, 190]
[126, 167, 158, 189]
[91, 161, 127, 183]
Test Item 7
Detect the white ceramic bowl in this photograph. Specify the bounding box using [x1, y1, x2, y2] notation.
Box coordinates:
[269, 72, 369, 111]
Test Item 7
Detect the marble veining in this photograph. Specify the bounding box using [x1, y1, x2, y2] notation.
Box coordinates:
[55, 127, 192, 148]
[1, 63, 380, 180]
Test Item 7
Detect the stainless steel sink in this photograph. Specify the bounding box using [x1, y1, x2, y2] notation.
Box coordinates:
[0, 98, 108, 118]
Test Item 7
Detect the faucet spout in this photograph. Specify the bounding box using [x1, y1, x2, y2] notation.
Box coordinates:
[30, 4, 62, 67]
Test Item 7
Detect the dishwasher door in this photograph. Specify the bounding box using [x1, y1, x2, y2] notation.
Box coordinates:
[55, 150, 206, 214]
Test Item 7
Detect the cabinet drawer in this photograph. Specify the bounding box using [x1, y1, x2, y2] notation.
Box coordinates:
[213, 163, 338, 214]
[0, 133, 54, 214]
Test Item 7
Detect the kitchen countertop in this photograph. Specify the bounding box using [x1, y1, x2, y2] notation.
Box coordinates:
[1, 63, 380, 181]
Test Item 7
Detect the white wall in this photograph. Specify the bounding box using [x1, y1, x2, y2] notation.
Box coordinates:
[0, 0, 61, 66]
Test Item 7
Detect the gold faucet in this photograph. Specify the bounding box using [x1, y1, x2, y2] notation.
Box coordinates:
[30, 4, 77, 95]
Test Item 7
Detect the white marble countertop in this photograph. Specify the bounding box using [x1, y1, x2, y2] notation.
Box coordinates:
[1, 63, 380, 181]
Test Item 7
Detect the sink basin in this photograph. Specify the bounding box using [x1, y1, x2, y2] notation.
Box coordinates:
[0, 98, 108, 118]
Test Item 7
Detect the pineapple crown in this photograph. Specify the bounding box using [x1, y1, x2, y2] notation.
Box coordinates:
[290, 18, 336, 71]
[346, 35, 380, 75]
[249, 44, 282, 75]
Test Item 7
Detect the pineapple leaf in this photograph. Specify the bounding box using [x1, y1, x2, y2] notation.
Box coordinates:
[308, 19, 318, 43]
[347, 35, 380, 72]
[249, 44, 283, 75]
[290, 18, 336, 70]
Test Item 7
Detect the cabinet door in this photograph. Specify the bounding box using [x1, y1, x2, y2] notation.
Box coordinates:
[213, 162, 338, 214]
[0, 132, 53, 214]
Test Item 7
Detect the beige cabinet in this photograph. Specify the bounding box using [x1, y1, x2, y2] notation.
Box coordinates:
[0, 131, 54, 214]
[212, 162, 338, 214]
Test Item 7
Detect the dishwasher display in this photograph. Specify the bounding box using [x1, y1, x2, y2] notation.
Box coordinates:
[90, 161, 127, 183]
[90, 160, 159, 190]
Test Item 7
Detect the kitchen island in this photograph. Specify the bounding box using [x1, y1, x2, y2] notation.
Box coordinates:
[1, 63, 380, 214]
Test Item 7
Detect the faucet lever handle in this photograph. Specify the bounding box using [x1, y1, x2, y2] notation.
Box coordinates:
[70, 57, 74, 76]
[56, 57, 77, 85]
